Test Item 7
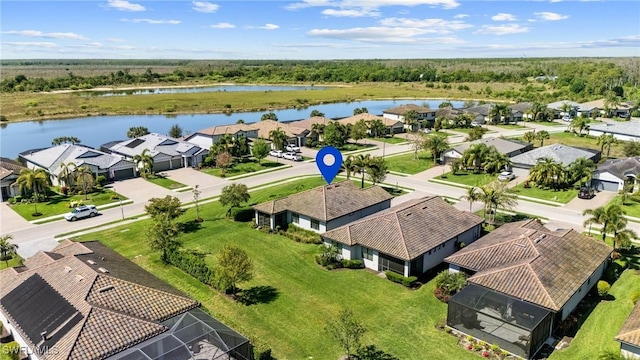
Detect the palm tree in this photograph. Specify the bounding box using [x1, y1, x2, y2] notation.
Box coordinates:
[530, 102, 548, 122]
[353, 154, 371, 189]
[460, 186, 480, 212]
[76, 166, 95, 200]
[269, 127, 288, 151]
[560, 102, 574, 118]
[569, 117, 590, 136]
[0, 235, 18, 267]
[133, 148, 154, 178]
[423, 134, 449, 163]
[489, 103, 510, 124]
[568, 157, 595, 185]
[57, 161, 77, 188]
[16, 168, 52, 215]
[368, 119, 386, 138]
[483, 148, 511, 174]
[584, 205, 625, 242]
[341, 155, 356, 179]
[478, 183, 518, 224]
[523, 131, 537, 144]
[529, 158, 566, 189]
[403, 110, 419, 132]
[311, 123, 326, 142]
[604, 91, 622, 118]
[597, 134, 617, 159]
[536, 130, 550, 147]
[461, 143, 489, 173]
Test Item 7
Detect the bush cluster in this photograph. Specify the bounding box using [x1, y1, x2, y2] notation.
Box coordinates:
[597, 280, 610, 297]
[231, 206, 254, 222]
[167, 250, 214, 285]
[385, 271, 418, 287]
[341, 259, 364, 269]
[280, 224, 322, 244]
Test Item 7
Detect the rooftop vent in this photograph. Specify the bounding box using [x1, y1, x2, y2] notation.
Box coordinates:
[98, 285, 114, 293]
[75, 275, 84, 282]
[405, 212, 412, 217]
[87, 260, 96, 265]
[41, 331, 48, 342]
[421, 206, 428, 210]
[514, 242, 526, 248]
[63, 266, 73, 273]
[98, 267, 109, 273]
[534, 234, 547, 243]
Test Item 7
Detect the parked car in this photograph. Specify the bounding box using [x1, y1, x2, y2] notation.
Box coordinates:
[269, 150, 284, 158]
[286, 144, 301, 153]
[497, 171, 515, 181]
[470, 121, 481, 127]
[578, 187, 595, 199]
[64, 205, 98, 221]
[562, 115, 572, 122]
[283, 152, 302, 161]
[422, 128, 431, 134]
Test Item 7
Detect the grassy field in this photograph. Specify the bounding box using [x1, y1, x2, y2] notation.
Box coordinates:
[0, 82, 528, 122]
[201, 159, 285, 178]
[370, 136, 407, 144]
[493, 124, 529, 130]
[385, 152, 435, 174]
[146, 175, 188, 190]
[72, 178, 478, 360]
[513, 132, 627, 158]
[9, 189, 126, 220]
[436, 171, 498, 187]
[613, 194, 640, 218]
[513, 184, 578, 204]
[0, 255, 23, 270]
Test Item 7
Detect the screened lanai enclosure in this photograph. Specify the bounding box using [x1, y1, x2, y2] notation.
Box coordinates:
[109, 308, 252, 360]
[447, 284, 554, 359]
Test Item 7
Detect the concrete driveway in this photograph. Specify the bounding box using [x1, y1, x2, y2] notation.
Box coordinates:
[162, 168, 228, 189]
[563, 190, 617, 212]
[0, 202, 35, 234]
[110, 177, 175, 203]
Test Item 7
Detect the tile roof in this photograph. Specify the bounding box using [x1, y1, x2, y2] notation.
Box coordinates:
[590, 121, 640, 138]
[451, 137, 530, 156]
[435, 108, 464, 120]
[616, 301, 640, 348]
[336, 113, 403, 127]
[194, 123, 258, 136]
[322, 197, 483, 261]
[383, 104, 434, 115]
[445, 220, 612, 311]
[252, 180, 393, 221]
[287, 116, 334, 131]
[250, 119, 309, 139]
[510, 144, 598, 167]
[595, 157, 640, 181]
[0, 157, 26, 180]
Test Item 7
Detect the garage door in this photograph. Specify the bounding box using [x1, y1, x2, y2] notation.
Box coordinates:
[171, 158, 182, 169]
[593, 179, 619, 192]
[113, 168, 135, 180]
[154, 161, 171, 172]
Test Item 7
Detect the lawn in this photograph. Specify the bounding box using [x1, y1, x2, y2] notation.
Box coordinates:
[549, 270, 640, 360]
[512, 183, 578, 204]
[513, 132, 627, 158]
[72, 178, 477, 360]
[0, 255, 23, 270]
[146, 175, 188, 190]
[9, 188, 127, 220]
[493, 124, 529, 130]
[613, 194, 640, 218]
[436, 171, 498, 187]
[201, 159, 286, 178]
[370, 136, 407, 144]
[340, 142, 377, 152]
[385, 152, 435, 174]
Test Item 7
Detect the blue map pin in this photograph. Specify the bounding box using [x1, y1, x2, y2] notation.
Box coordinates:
[316, 146, 343, 184]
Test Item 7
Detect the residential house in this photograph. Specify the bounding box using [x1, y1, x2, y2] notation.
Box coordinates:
[253, 181, 393, 233]
[336, 113, 404, 135]
[592, 157, 640, 192]
[19, 144, 137, 185]
[547, 100, 580, 118]
[321, 197, 483, 277]
[0, 239, 251, 360]
[616, 301, 640, 360]
[183, 123, 259, 150]
[250, 120, 310, 147]
[577, 100, 602, 118]
[106, 133, 208, 172]
[0, 158, 26, 201]
[509, 144, 600, 169]
[461, 104, 493, 124]
[442, 138, 532, 165]
[435, 108, 464, 123]
[287, 116, 335, 142]
[579, 99, 632, 118]
[445, 219, 612, 359]
[382, 104, 436, 131]
[589, 121, 640, 141]
[509, 102, 534, 121]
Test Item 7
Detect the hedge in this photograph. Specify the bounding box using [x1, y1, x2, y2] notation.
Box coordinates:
[167, 250, 215, 285]
[341, 259, 364, 269]
[385, 271, 418, 288]
[231, 206, 254, 222]
[281, 224, 322, 244]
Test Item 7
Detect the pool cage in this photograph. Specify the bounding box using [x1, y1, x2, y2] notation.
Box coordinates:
[447, 284, 554, 359]
[110, 308, 252, 360]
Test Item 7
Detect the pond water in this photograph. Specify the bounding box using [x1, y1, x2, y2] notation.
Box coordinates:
[78, 85, 330, 97]
[0, 99, 463, 159]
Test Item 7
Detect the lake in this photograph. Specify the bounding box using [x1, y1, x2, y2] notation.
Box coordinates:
[0, 99, 463, 159]
[78, 85, 330, 97]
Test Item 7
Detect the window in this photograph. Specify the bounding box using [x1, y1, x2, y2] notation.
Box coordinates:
[311, 219, 320, 230]
[291, 212, 299, 224]
[362, 247, 373, 261]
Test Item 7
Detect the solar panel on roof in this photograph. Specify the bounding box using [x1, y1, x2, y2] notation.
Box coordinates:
[125, 139, 145, 149]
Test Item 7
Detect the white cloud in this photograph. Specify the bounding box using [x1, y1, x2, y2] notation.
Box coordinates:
[454, 35, 640, 53]
[122, 18, 181, 24]
[273, 42, 380, 49]
[308, 26, 465, 43]
[209, 22, 235, 29]
[533, 11, 569, 21]
[491, 13, 517, 21]
[252, 24, 280, 30]
[286, 0, 460, 11]
[106, 37, 127, 42]
[106, 0, 145, 12]
[453, 14, 468, 19]
[550, 0, 562, 2]
[2, 30, 88, 40]
[378, 17, 473, 33]
[192, 1, 219, 13]
[474, 24, 529, 35]
[3, 41, 59, 48]
[322, 8, 381, 17]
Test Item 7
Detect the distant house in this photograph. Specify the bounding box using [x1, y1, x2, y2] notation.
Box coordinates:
[19, 144, 137, 185]
[442, 138, 532, 164]
[547, 100, 580, 118]
[106, 133, 208, 172]
[435, 108, 464, 123]
[383, 104, 436, 131]
[579, 99, 632, 118]
[0, 157, 26, 201]
[321, 197, 483, 277]
[589, 121, 640, 141]
[510, 144, 600, 169]
[592, 157, 640, 192]
[509, 102, 533, 121]
[461, 104, 494, 124]
[445, 219, 612, 359]
[336, 113, 404, 135]
[250, 120, 311, 147]
[0, 239, 251, 360]
[253, 181, 393, 233]
[616, 301, 640, 360]
[183, 123, 259, 149]
[287, 116, 335, 142]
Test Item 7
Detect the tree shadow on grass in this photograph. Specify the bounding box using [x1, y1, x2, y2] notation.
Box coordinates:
[178, 220, 203, 233]
[236, 285, 279, 306]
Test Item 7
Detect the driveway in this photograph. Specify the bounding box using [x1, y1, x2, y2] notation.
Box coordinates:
[563, 190, 617, 212]
[162, 168, 228, 189]
[0, 202, 35, 234]
[110, 177, 175, 203]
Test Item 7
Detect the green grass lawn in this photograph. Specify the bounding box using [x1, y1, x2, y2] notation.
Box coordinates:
[612, 194, 640, 218]
[146, 175, 188, 190]
[201, 159, 286, 178]
[9, 189, 127, 220]
[512, 184, 578, 204]
[512, 132, 627, 158]
[0, 255, 23, 270]
[370, 136, 407, 144]
[549, 270, 640, 360]
[385, 152, 435, 174]
[523, 120, 567, 127]
[436, 171, 498, 187]
[72, 178, 477, 360]
[493, 124, 529, 130]
[340, 142, 377, 152]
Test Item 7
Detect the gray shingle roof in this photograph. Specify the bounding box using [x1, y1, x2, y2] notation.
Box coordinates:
[445, 220, 612, 311]
[590, 121, 640, 138]
[451, 138, 530, 156]
[595, 157, 640, 181]
[462, 104, 493, 116]
[509, 102, 533, 113]
[109, 133, 204, 158]
[547, 100, 580, 110]
[510, 144, 597, 167]
[252, 181, 392, 221]
[19, 144, 133, 174]
[322, 197, 483, 261]
[616, 301, 640, 348]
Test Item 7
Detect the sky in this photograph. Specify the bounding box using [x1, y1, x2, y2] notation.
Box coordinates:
[1, 0, 639, 59]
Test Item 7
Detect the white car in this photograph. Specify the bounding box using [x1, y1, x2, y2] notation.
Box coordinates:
[497, 171, 515, 181]
[562, 115, 573, 122]
[269, 150, 284, 158]
[286, 144, 301, 153]
[64, 205, 98, 221]
[470, 121, 481, 127]
[283, 152, 302, 161]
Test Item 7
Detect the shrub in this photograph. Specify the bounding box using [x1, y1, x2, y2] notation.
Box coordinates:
[434, 270, 467, 298]
[167, 250, 214, 285]
[597, 280, 610, 297]
[95, 175, 107, 187]
[231, 206, 254, 222]
[490, 343, 500, 352]
[282, 224, 322, 244]
[341, 259, 364, 269]
[4, 341, 20, 360]
[385, 271, 418, 288]
[253, 341, 272, 360]
[433, 287, 451, 303]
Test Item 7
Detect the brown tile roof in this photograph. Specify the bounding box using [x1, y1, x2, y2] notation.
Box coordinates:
[336, 113, 402, 127]
[250, 119, 309, 139]
[383, 104, 433, 115]
[322, 197, 483, 261]
[445, 220, 612, 311]
[196, 123, 258, 136]
[0, 157, 26, 180]
[253, 180, 393, 222]
[287, 116, 334, 131]
[616, 301, 640, 348]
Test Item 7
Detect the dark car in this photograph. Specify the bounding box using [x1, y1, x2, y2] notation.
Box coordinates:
[578, 187, 595, 199]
